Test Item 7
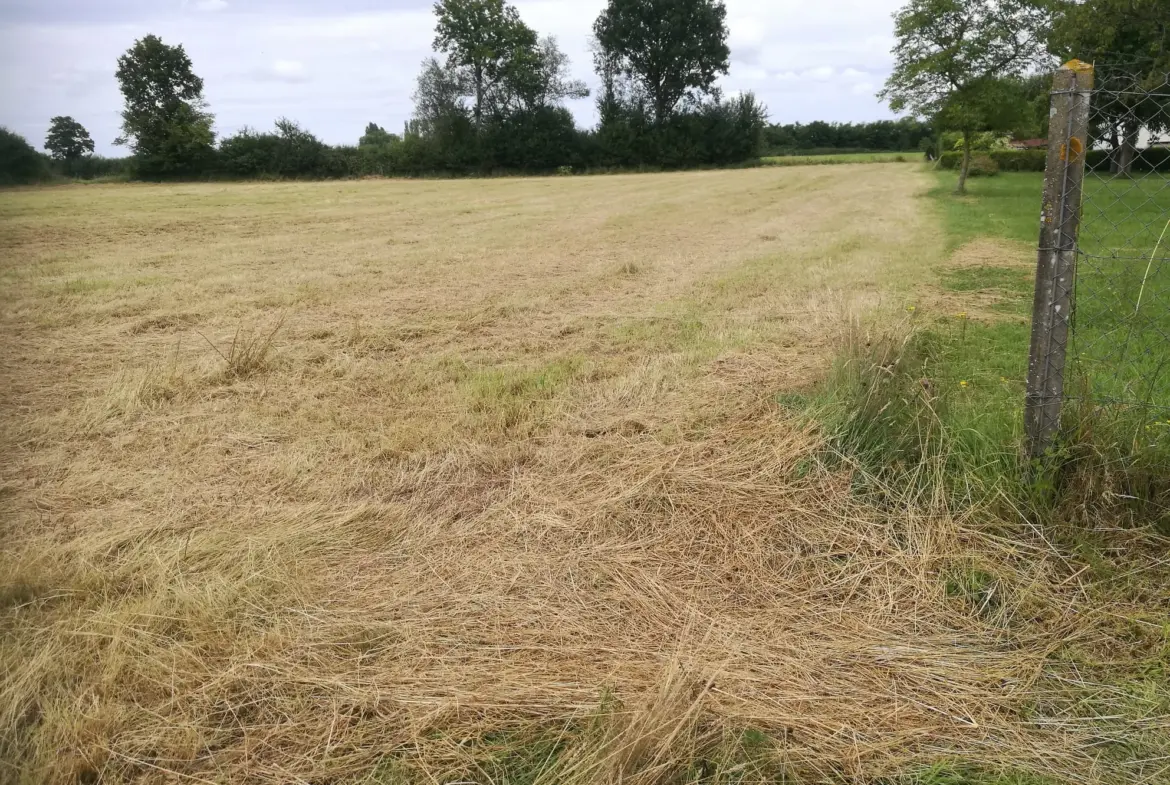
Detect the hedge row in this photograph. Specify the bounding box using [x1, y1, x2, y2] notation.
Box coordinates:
[939, 147, 1170, 173]
[938, 149, 1046, 171]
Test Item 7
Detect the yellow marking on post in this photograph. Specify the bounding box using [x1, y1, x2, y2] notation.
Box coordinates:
[1060, 138, 1085, 162]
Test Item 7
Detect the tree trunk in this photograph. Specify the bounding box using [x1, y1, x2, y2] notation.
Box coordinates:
[956, 129, 973, 195]
[474, 64, 484, 129]
[1117, 120, 1139, 176]
[1109, 127, 1121, 174]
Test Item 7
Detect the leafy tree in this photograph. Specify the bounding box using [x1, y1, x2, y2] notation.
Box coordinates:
[1049, 0, 1170, 173]
[592, 0, 730, 125]
[879, 0, 1051, 193]
[433, 0, 537, 126]
[115, 35, 215, 178]
[1, 127, 50, 185]
[359, 123, 399, 147]
[44, 116, 95, 161]
[410, 57, 477, 168]
[412, 57, 473, 133]
[489, 36, 589, 114]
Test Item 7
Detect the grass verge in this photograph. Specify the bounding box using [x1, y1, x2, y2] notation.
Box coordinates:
[799, 169, 1170, 784]
[813, 172, 1170, 517]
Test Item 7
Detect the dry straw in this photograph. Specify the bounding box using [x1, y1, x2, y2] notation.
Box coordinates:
[1, 168, 1165, 784]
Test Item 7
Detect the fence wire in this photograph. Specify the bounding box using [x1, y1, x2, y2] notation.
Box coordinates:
[1068, 68, 1170, 426]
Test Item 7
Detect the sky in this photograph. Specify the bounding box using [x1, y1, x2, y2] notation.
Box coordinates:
[0, 0, 906, 156]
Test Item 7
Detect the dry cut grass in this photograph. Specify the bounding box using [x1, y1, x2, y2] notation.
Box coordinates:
[0, 167, 1153, 784]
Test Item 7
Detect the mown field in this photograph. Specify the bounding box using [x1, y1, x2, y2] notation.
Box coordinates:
[1, 166, 1168, 785]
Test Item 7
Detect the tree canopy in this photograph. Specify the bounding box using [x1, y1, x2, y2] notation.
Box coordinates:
[592, 0, 730, 124]
[359, 123, 399, 148]
[880, 0, 1051, 192]
[1, 128, 50, 186]
[45, 117, 95, 161]
[1049, 0, 1170, 172]
[433, 0, 537, 124]
[115, 34, 215, 178]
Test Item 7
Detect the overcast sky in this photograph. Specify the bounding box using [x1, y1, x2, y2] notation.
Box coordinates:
[0, 0, 906, 156]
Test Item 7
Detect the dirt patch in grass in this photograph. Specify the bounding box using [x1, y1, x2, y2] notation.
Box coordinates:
[920, 239, 1036, 322]
[0, 169, 1147, 784]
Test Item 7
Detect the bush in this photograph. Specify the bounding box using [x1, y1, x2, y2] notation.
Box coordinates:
[968, 154, 1000, 177]
[939, 147, 1170, 174]
[130, 104, 218, 180]
[592, 92, 767, 170]
[1085, 146, 1170, 173]
[218, 119, 345, 179]
[939, 149, 1045, 172]
[0, 128, 51, 185]
[480, 106, 586, 172]
[52, 155, 134, 181]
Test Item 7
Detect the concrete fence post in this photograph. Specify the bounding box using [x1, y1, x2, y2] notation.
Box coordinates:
[1025, 60, 1094, 461]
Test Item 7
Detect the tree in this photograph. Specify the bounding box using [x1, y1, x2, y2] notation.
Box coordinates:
[1049, 0, 1170, 174]
[592, 0, 730, 125]
[115, 35, 215, 178]
[433, 0, 537, 126]
[44, 116, 95, 161]
[491, 36, 589, 114]
[410, 57, 477, 169]
[879, 0, 1051, 193]
[359, 123, 398, 147]
[412, 57, 473, 134]
[1, 127, 50, 185]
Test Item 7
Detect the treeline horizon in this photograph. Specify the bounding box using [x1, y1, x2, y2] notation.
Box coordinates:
[3, 116, 938, 184]
[8, 0, 1161, 187]
[1, 0, 938, 185]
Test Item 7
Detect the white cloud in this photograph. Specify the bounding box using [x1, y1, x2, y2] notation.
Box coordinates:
[733, 65, 768, 82]
[193, 0, 229, 12]
[260, 59, 309, 83]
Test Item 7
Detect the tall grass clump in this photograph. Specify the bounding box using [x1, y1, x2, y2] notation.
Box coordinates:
[810, 318, 1170, 531]
[806, 318, 1027, 512]
[1057, 389, 1170, 532]
[199, 316, 285, 381]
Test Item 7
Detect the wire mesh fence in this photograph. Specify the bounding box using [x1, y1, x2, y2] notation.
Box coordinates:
[1074, 67, 1170, 414]
[1026, 62, 1170, 461]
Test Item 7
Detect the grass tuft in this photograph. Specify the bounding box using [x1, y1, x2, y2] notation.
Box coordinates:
[198, 315, 285, 380]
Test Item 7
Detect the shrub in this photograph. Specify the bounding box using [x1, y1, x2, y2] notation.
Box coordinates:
[53, 155, 134, 181]
[218, 119, 344, 179]
[0, 128, 51, 185]
[939, 149, 1043, 172]
[939, 147, 1170, 174]
[479, 106, 586, 172]
[592, 92, 767, 170]
[1085, 146, 1170, 173]
[967, 154, 1000, 177]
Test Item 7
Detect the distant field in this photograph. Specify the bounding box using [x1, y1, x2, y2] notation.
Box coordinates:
[761, 151, 919, 166]
[0, 167, 1153, 784]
